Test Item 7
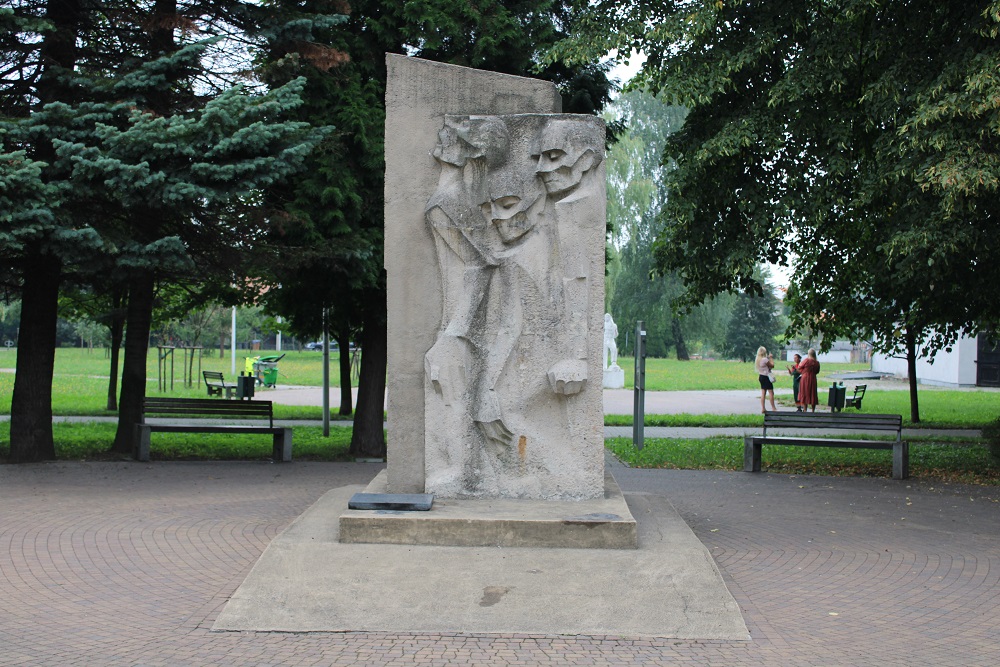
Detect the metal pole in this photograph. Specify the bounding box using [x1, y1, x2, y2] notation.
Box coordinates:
[633, 320, 646, 450]
[322, 308, 330, 437]
[275, 315, 282, 352]
[230, 306, 237, 377]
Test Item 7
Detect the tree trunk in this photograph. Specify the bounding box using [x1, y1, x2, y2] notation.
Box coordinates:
[7, 0, 84, 463]
[9, 249, 61, 462]
[350, 290, 387, 458]
[106, 289, 126, 411]
[671, 318, 690, 360]
[337, 328, 353, 415]
[112, 272, 155, 454]
[905, 328, 920, 423]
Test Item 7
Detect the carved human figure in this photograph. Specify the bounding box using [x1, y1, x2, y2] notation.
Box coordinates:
[424, 116, 520, 451]
[535, 118, 604, 395]
[604, 313, 619, 369]
[424, 113, 606, 499]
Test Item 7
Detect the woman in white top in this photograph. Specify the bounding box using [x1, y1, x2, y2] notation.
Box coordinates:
[754, 346, 777, 413]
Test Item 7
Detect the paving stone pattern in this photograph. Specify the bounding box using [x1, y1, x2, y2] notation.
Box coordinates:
[1, 460, 998, 666]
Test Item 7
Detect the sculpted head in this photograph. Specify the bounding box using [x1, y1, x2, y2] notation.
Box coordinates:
[534, 118, 603, 198]
[433, 116, 510, 168]
[484, 164, 543, 244]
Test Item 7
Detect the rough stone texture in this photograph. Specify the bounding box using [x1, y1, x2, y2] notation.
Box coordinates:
[422, 113, 606, 499]
[385, 55, 562, 495]
[218, 483, 736, 636]
[603, 365, 625, 389]
[339, 470, 636, 548]
[386, 55, 612, 500]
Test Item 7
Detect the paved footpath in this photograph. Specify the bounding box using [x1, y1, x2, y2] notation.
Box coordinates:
[2, 459, 998, 666]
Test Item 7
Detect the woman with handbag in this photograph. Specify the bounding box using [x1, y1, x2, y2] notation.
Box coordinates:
[754, 346, 778, 413]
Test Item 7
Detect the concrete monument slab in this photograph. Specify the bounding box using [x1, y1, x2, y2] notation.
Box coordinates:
[384, 55, 563, 495]
[385, 55, 607, 502]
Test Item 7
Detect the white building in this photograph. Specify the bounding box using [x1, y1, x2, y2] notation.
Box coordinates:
[785, 340, 861, 364]
[870, 333, 1000, 388]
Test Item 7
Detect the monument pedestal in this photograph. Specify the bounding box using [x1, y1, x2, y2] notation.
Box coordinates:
[603, 364, 625, 389]
[339, 470, 637, 549]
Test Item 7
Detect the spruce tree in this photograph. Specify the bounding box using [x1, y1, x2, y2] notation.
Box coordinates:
[2, 2, 329, 460]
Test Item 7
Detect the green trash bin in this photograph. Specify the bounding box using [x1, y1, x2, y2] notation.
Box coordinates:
[254, 354, 285, 388]
[827, 382, 846, 412]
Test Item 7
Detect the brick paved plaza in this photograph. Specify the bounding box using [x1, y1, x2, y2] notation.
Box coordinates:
[1, 459, 997, 666]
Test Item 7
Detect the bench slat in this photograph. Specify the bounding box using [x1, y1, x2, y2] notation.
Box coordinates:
[144, 405, 272, 415]
[764, 414, 900, 430]
[142, 425, 285, 435]
[144, 399, 271, 416]
[749, 436, 896, 450]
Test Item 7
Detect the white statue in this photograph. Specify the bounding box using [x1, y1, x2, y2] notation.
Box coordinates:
[603, 313, 618, 370]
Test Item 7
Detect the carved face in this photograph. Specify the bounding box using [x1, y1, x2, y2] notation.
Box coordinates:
[484, 180, 542, 243]
[432, 122, 468, 167]
[535, 120, 600, 198]
[433, 117, 509, 168]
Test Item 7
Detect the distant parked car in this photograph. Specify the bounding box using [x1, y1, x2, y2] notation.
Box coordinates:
[305, 341, 343, 351]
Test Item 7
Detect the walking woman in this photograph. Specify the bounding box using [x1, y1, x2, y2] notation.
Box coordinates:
[796, 349, 821, 411]
[755, 346, 778, 413]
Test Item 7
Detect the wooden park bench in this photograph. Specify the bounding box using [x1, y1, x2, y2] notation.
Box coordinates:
[744, 412, 908, 480]
[203, 370, 236, 399]
[844, 384, 867, 410]
[134, 397, 292, 463]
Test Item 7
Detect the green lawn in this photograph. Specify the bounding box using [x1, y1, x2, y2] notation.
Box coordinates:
[614, 358, 869, 390]
[0, 347, 350, 416]
[0, 421, 358, 462]
[606, 436, 1000, 486]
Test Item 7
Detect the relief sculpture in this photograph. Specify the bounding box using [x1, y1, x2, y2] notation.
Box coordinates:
[424, 113, 605, 499]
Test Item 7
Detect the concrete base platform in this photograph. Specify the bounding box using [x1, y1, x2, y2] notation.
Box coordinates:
[338, 470, 637, 549]
[212, 483, 749, 639]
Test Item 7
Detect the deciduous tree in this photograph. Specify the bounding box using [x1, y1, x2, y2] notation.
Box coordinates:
[555, 0, 1000, 420]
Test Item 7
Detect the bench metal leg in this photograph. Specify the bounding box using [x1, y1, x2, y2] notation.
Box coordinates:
[134, 425, 152, 462]
[744, 437, 761, 472]
[272, 429, 293, 462]
[892, 441, 909, 480]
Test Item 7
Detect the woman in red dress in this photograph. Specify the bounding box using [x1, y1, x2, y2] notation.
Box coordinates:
[796, 349, 821, 411]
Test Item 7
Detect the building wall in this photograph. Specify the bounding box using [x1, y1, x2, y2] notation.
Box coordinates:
[870, 335, 978, 387]
[785, 349, 852, 364]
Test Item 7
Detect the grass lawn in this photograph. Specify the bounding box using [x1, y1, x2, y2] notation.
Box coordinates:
[0, 421, 358, 462]
[614, 358, 870, 390]
[0, 347, 352, 416]
[606, 436, 1000, 486]
[604, 389, 1000, 429]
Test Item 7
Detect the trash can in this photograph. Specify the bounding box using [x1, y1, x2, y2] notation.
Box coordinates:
[236, 373, 255, 400]
[253, 354, 285, 388]
[827, 382, 846, 412]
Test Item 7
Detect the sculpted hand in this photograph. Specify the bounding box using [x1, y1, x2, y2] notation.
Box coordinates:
[546, 359, 588, 396]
